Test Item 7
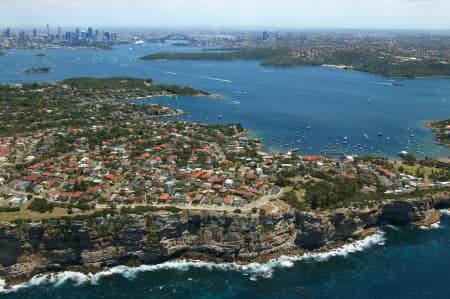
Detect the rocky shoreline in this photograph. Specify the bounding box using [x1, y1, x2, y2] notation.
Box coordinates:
[0, 192, 449, 287]
[423, 121, 450, 147]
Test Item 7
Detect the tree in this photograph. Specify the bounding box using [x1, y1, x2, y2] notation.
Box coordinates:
[403, 154, 416, 166]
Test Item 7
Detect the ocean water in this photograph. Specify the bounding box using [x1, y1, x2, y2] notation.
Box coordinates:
[1, 43, 450, 297]
[0, 43, 449, 158]
[2, 211, 450, 298]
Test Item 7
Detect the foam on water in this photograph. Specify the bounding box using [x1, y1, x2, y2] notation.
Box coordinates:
[440, 209, 450, 216]
[206, 77, 232, 83]
[0, 230, 386, 294]
[370, 82, 393, 86]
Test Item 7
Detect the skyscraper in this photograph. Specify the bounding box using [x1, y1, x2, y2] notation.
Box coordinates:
[32, 28, 37, 38]
[46, 24, 50, 37]
[58, 27, 62, 40]
[19, 31, 26, 41]
[88, 27, 93, 39]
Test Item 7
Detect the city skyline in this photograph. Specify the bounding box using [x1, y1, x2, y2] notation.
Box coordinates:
[1, 0, 450, 30]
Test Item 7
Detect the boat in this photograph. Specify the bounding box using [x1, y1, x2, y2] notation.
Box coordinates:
[392, 82, 404, 86]
[306, 126, 312, 130]
[378, 132, 383, 136]
[344, 136, 348, 141]
[290, 148, 299, 152]
[217, 114, 223, 119]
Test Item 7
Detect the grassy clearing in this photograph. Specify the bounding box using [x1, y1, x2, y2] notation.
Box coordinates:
[0, 207, 70, 222]
[392, 162, 436, 183]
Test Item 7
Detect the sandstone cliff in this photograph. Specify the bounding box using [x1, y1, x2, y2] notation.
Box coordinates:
[0, 192, 449, 284]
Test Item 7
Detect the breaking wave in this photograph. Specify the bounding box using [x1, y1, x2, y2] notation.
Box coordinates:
[440, 209, 450, 216]
[420, 221, 441, 230]
[0, 230, 385, 294]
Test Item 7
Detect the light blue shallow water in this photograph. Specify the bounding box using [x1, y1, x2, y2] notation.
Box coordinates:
[1, 43, 450, 298]
[0, 43, 449, 158]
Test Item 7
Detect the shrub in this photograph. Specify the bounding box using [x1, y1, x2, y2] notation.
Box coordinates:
[0, 206, 20, 213]
[28, 198, 54, 213]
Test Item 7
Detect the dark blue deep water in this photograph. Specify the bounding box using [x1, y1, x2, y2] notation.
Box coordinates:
[0, 43, 449, 298]
[2, 212, 450, 298]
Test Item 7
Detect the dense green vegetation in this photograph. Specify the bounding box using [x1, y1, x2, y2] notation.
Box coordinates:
[119, 205, 181, 215]
[263, 49, 450, 77]
[139, 48, 291, 61]
[402, 154, 417, 166]
[0, 206, 21, 213]
[61, 77, 153, 90]
[141, 47, 450, 78]
[61, 77, 208, 96]
[24, 67, 53, 73]
[427, 119, 450, 145]
[28, 198, 55, 213]
[280, 191, 307, 210]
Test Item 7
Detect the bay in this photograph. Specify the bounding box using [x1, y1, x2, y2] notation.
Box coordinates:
[0, 43, 448, 158]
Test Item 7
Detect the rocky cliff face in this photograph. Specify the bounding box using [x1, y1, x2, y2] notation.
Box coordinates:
[0, 193, 449, 284]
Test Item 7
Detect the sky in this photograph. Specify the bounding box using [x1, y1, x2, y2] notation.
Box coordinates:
[0, 0, 449, 29]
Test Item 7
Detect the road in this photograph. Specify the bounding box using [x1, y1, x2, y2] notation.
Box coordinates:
[96, 187, 284, 213]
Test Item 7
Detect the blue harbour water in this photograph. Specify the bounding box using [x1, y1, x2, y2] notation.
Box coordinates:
[0, 43, 449, 158]
[0, 43, 450, 298]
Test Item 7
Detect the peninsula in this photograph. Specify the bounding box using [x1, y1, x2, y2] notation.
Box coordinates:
[0, 77, 449, 286]
[424, 119, 450, 146]
[140, 48, 450, 78]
